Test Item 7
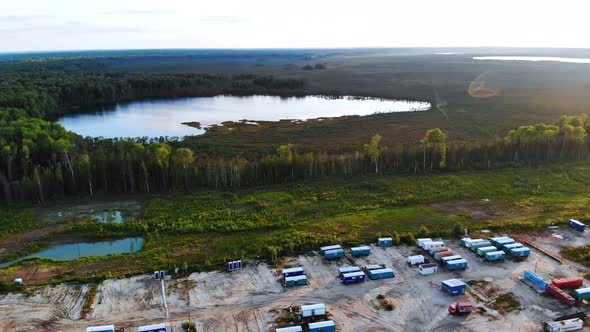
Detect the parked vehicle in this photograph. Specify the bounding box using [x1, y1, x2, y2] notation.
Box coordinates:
[428, 246, 448, 255]
[445, 259, 468, 270]
[422, 241, 444, 250]
[523, 270, 548, 290]
[484, 251, 505, 261]
[434, 250, 454, 261]
[552, 277, 584, 289]
[368, 268, 395, 280]
[509, 247, 530, 258]
[546, 284, 576, 306]
[342, 271, 365, 285]
[476, 246, 498, 257]
[469, 241, 492, 252]
[378, 237, 393, 247]
[448, 301, 473, 315]
[416, 238, 433, 248]
[574, 287, 590, 300]
[350, 246, 371, 257]
[338, 266, 361, 278]
[324, 248, 345, 259]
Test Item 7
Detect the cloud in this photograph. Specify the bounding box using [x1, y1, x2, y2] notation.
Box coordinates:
[193, 16, 249, 23]
[0, 14, 56, 22]
[0, 21, 175, 35]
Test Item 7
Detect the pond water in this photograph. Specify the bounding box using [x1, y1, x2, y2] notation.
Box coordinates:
[0, 237, 144, 268]
[56, 95, 431, 138]
[473, 56, 590, 64]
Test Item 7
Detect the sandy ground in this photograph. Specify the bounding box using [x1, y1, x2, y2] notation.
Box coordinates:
[2, 226, 590, 332]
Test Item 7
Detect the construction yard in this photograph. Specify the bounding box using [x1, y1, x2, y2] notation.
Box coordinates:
[1, 225, 590, 332]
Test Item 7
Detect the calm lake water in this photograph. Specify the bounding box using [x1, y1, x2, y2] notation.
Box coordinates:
[56, 95, 431, 138]
[0, 237, 144, 268]
[473, 56, 590, 64]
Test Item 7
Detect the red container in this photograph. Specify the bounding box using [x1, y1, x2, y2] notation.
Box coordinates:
[547, 284, 576, 306]
[552, 277, 584, 289]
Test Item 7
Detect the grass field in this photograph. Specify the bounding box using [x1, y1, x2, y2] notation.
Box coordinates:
[3, 161, 590, 283]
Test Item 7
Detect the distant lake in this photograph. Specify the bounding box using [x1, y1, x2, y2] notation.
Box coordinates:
[473, 56, 590, 64]
[0, 237, 143, 268]
[56, 95, 431, 138]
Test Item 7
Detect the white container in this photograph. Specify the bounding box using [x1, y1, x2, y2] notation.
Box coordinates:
[407, 255, 425, 265]
[419, 263, 438, 275]
[301, 303, 326, 318]
[422, 241, 444, 250]
[416, 238, 432, 247]
[546, 318, 583, 332]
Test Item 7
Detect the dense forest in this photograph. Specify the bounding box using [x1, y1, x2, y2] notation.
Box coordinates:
[0, 59, 589, 204]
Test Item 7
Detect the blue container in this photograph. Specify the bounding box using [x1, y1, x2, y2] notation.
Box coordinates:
[350, 246, 371, 257]
[154, 271, 160, 280]
[275, 327, 303, 332]
[445, 259, 468, 270]
[320, 245, 342, 255]
[342, 271, 365, 284]
[460, 238, 471, 247]
[470, 241, 492, 252]
[308, 320, 336, 332]
[489, 236, 510, 247]
[509, 247, 530, 257]
[569, 219, 586, 232]
[485, 251, 506, 261]
[494, 238, 515, 249]
[378, 237, 393, 247]
[282, 267, 305, 278]
[368, 268, 394, 280]
[338, 266, 361, 278]
[503, 243, 523, 252]
[285, 275, 308, 287]
[523, 270, 548, 290]
[324, 249, 345, 259]
[441, 279, 466, 296]
[575, 287, 590, 299]
[440, 255, 462, 263]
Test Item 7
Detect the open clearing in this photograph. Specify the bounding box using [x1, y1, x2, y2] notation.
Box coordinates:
[2, 226, 590, 331]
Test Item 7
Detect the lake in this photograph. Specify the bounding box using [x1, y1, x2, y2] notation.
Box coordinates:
[56, 95, 431, 138]
[0, 237, 144, 268]
[473, 56, 590, 64]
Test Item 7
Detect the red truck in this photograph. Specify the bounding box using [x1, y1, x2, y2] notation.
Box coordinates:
[448, 302, 473, 315]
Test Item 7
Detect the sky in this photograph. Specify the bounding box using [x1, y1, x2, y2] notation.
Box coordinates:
[1, 0, 589, 52]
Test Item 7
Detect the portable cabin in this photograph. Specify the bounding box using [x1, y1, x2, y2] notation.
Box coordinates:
[350, 246, 371, 257]
[441, 279, 467, 296]
[320, 245, 342, 255]
[276, 326, 303, 332]
[569, 219, 586, 232]
[546, 284, 576, 306]
[154, 271, 161, 280]
[308, 320, 336, 332]
[422, 241, 444, 250]
[485, 251, 506, 261]
[419, 263, 438, 275]
[440, 255, 462, 264]
[138, 323, 167, 332]
[368, 268, 395, 280]
[476, 246, 498, 257]
[282, 267, 305, 278]
[13, 278, 23, 287]
[470, 241, 492, 252]
[86, 326, 115, 332]
[428, 246, 448, 255]
[416, 238, 433, 248]
[407, 255, 425, 265]
[342, 271, 365, 284]
[365, 264, 385, 271]
[338, 266, 361, 278]
[445, 258, 468, 270]
[523, 270, 548, 290]
[463, 238, 485, 248]
[324, 249, 345, 259]
[494, 238, 515, 249]
[378, 237, 393, 247]
[227, 260, 243, 271]
[285, 275, 308, 287]
[301, 303, 326, 318]
[489, 236, 510, 246]
[574, 287, 590, 300]
[434, 250, 454, 261]
[509, 247, 530, 258]
[552, 277, 584, 289]
[545, 318, 583, 332]
[460, 238, 471, 247]
[503, 242, 524, 252]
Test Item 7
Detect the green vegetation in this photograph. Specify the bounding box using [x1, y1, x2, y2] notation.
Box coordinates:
[561, 245, 590, 267]
[493, 293, 520, 313]
[4, 162, 590, 283]
[81, 283, 99, 319]
[0, 208, 35, 239]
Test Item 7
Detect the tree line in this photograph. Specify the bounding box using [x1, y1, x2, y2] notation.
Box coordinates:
[0, 59, 589, 204]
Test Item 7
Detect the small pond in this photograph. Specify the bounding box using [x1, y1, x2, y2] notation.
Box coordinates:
[0, 237, 144, 268]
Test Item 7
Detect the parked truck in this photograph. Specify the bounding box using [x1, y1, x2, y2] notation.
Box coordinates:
[448, 302, 473, 315]
[484, 251, 506, 261]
